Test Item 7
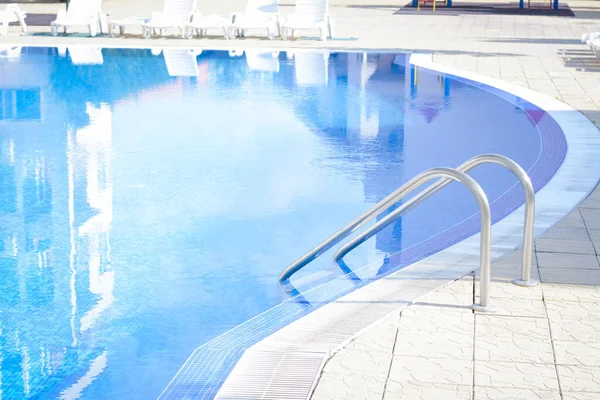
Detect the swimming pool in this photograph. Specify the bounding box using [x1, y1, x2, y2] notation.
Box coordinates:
[0, 47, 568, 399]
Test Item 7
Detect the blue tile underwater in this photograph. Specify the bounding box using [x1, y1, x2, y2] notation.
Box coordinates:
[0, 47, 566, 399]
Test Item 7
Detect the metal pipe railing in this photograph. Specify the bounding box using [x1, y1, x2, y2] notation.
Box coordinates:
[280, 167, 494, 311]
[333, 154, 538, 288]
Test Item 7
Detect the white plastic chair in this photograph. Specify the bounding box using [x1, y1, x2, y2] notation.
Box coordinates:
[0, 4, 27, 36]
[230, 0, 280, 40]
[245, 50, 280, 72]
[281, 0, 334, 41]
[141, 0, 196, 38]
[184, 12, 232, 39]
[51, 0, 107, 37]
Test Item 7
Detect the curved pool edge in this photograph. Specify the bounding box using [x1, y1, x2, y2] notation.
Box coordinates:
[159, 53, 600, 400]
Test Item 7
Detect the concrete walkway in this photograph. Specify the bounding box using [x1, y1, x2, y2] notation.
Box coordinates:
[2, 1, 600, 399]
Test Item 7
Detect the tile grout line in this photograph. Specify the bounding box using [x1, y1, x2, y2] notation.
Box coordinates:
[538, 246, 564, 399]
[578, 206, 599, 257]
[381, 310, 402, 400]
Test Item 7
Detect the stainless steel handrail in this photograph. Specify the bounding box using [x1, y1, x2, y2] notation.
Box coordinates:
[280, 167, 494, 311]
[333, 154, 538, 288]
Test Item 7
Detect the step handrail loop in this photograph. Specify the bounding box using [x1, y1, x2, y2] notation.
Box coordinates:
[333, 154, 537, 288]
[279, 167, 494, 311]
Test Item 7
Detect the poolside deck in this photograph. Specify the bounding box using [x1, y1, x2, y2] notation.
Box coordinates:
[2, 1, 600, 399]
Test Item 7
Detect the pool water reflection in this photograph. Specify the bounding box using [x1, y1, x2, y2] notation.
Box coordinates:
[0, 47, 559, 399]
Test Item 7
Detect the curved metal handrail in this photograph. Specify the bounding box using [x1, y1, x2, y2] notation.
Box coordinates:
[333, 154, 537, 287]
[280, 167, 494, 311]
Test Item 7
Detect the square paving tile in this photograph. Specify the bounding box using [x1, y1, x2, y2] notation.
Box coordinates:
[475, 334, 554, 363]
[535, 238, 595, 255]
[385, 381, 472, 400]
[546, 300, 600, 320]
[541, 228, 590, 242]
[389, 356, 473, 386]
[476, 315, 551, 340]
[539, 267, 600, 285]
[536, 253, 600, 269]
[395, 327, 473, 360]
[580, 209, 600, 230]
[557, 365, 600, 392]
[542, 283, 600, 303]
[562, 393, 600, 400]
[474, 387, 560, 400]
[475, 361, 559, 390]
[549, 317, 600, 342]
[312, 372, 385, 400]
[554, 340, 600, 367]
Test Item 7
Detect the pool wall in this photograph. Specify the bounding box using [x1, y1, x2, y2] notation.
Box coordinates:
[159, 52, 600, 400]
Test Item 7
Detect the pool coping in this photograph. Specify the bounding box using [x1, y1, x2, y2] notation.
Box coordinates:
[189, 53, 600, 400]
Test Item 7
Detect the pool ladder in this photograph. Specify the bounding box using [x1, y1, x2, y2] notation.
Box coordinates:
[278, 154, 538, 312]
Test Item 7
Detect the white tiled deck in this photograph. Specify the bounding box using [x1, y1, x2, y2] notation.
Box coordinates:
[2, 1, 600, 399]
[313, 204, 600, 399]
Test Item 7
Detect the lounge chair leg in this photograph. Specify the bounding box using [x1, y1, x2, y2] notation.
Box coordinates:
[223, 26, 229, 39]
[90, 25, 96, 37]
[17, 14, 26, 33]
[143, 28, 151, 39]
[319, 26, 326, 41]
[267, 26, 275, 40]
[0, 19, 7, 36]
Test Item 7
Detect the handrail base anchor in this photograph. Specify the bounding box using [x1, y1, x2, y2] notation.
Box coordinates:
[513, 278, 540, 287]
[472, 304, 496, 313]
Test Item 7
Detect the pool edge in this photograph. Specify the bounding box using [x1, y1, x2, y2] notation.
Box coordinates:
[160, 53, 600, 400]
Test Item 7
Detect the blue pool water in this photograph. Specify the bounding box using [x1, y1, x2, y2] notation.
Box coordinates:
[0, 47, 564, 399]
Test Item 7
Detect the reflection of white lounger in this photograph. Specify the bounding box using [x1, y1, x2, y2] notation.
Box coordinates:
[290, 50, 329, 85]
[0, 4, 27, 36]
[162, 49, 201, 77]
[245, 50, 280, 72]
[68, 46, 104, 65]
[0, 45, 22, 58]
[51, 0, 106, 37]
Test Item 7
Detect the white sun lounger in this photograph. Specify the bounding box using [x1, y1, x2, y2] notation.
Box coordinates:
[592, 38, 600, 58]
[230, 0, 280, 40]
[51, 0, 107, 37]
[281, 0, 334, 41]
[245, 50, 280, 72]
[140, 0, 196, 38]
[0, 4, 27, 36]
[581, 32, 600, 44]
[184, 13, 232, 39]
